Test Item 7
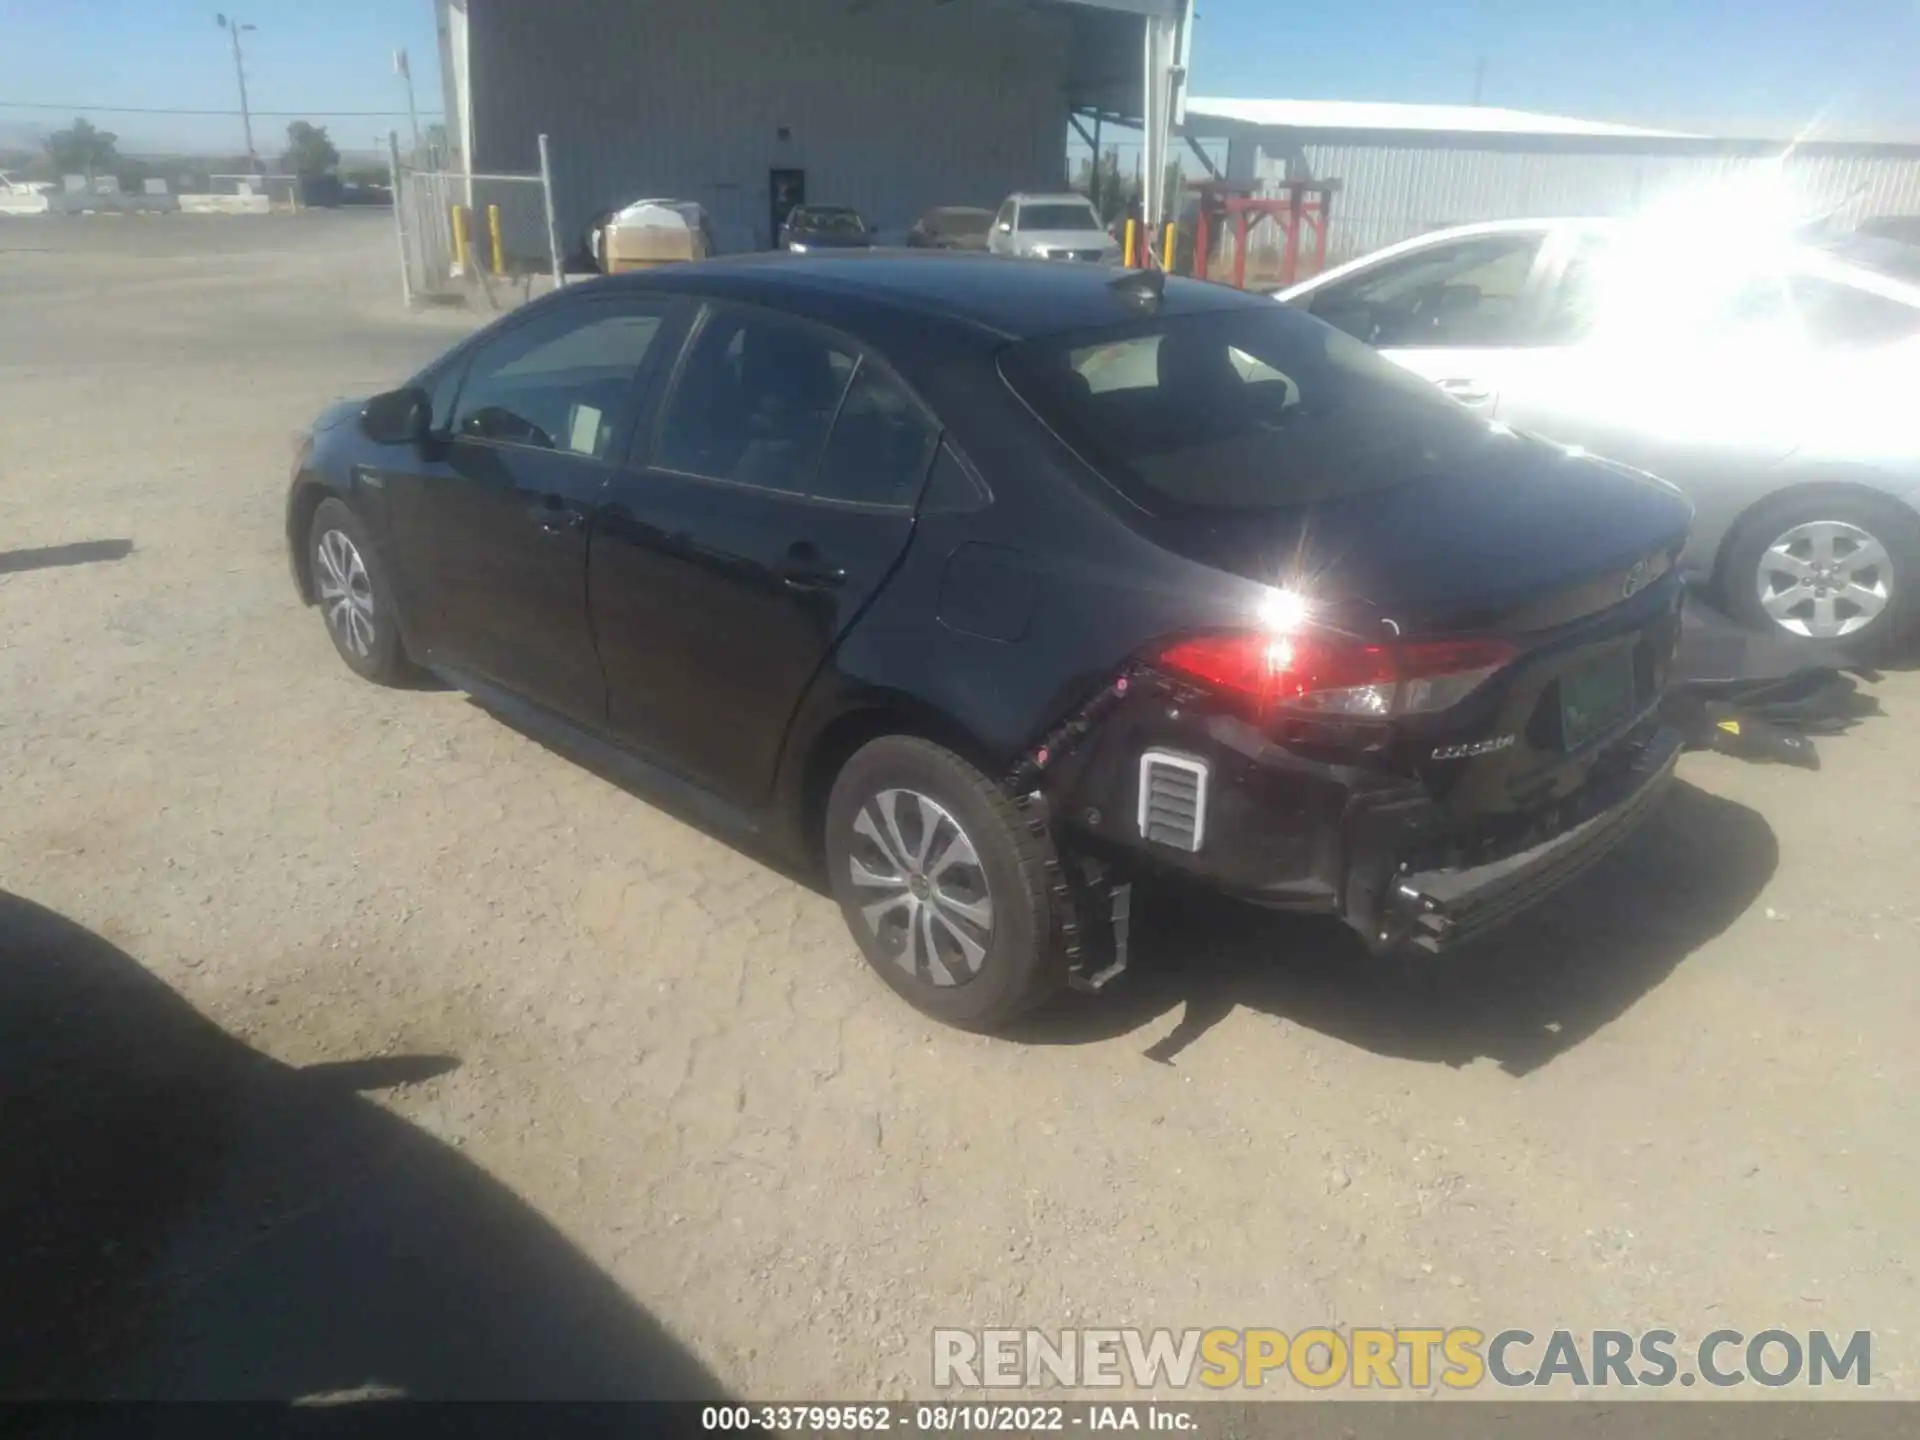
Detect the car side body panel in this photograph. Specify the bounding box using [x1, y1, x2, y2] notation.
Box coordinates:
[291, 256, 1694, 963]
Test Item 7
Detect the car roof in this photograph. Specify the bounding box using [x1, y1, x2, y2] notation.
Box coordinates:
[1280, 215, 1920, 306]
[1011, 192, 1097, 207]
[596, 251, 1264, 342]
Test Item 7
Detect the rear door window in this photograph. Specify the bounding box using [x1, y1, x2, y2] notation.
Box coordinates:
[811, 361, 940, 509]
[1729, 275, 1920, 347]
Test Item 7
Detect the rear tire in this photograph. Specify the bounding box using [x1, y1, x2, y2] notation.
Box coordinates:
[1721, 491, 1920, 661]
[308, 498, 410, 685]
[824, 736, 1065, 1031]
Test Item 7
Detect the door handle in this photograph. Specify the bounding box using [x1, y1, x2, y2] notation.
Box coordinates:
[776, 542, 846, 590]
[777, 560, 847, 591]
[534, 495, 587, 535]
[1436, 377, 1494, 405]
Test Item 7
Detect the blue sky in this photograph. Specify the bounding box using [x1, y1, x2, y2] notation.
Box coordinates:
[0, 0, 443, 156]
[3, 0, 1918, 157]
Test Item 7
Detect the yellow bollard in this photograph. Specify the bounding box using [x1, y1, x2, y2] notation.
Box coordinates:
[1162, 221, 1176, 271]
[1123, 217, 1138, 268]
[487, 203, 505, 276]
[450, 204, 471, 272]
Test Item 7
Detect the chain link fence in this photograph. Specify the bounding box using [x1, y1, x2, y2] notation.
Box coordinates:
[388, 133, 565, 311]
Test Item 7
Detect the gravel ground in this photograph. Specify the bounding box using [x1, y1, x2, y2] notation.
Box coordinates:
[2, 212, 1917, 1402]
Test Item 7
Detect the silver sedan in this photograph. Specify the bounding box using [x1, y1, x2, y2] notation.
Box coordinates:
[1279, 217, 1920, 655]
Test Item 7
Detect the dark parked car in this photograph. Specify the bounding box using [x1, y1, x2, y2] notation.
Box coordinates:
[287, 254, 1691, 1030]
[778, 205, 874, 252]
[906, 206, 995, 251]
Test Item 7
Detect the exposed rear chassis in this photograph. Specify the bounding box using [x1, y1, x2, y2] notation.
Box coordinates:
[1362, 722, 1683, 954]
[1012, 669, 1684, 987]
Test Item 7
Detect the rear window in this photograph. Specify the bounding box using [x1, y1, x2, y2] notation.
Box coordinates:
[938, 209, 993, 236]
[1020, 203, 1102, 233]
[1001, 307, 1496, 514]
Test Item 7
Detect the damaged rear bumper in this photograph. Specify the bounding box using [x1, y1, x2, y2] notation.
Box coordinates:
[1038, 675, 1686, 963]
[1359, 724, 1683, 954]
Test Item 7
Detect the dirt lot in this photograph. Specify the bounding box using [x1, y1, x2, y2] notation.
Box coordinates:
[3, 212, 1918, 1402]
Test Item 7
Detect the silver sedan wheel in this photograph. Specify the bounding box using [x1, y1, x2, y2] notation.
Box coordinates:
[315, 528, 378, 659]
[848, 789, 994, 988]
[1755, 519, 1893, 640]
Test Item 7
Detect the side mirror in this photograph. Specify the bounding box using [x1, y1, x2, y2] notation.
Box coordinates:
[361, 386, 430, 446]
[997, 222, 1013, 233]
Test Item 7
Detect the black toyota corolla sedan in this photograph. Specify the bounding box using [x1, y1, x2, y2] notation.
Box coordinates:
[288, 253, 1691, 1030]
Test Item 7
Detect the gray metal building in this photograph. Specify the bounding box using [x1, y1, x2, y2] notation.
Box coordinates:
[435, 0, 1192, 260]
[1185, 98, 1920, 267]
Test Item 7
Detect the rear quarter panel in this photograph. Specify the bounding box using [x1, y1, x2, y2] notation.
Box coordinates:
[773, 350, 1265, 820]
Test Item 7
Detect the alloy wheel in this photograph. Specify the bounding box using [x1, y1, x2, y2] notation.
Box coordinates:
[1755, 519, 1892, 640]
[315, 528, 378, 659]
[847, 788, 994, 987]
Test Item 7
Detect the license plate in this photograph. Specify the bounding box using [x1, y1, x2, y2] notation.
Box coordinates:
[1560, 647, 1637, 750]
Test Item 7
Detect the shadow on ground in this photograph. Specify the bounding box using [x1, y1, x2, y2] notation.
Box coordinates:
[464, 661, 1779, 1077]
[0, 540, 133, 576]
[0, 889, 726, 1401]
[1012, 780, 1778, 1077]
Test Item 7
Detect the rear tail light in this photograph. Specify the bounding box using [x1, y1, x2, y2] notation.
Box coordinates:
[1156, 631, 1516, 719]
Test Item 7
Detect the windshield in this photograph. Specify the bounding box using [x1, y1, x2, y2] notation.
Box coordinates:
[1020, 203, 1102, 233]
[798, 209, 868, 235]
[1001, 307, 1497, 515]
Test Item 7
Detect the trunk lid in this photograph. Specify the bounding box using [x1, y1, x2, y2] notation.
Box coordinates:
[1148, 436, 1690, 636]
[1145, 440, 1691, 824]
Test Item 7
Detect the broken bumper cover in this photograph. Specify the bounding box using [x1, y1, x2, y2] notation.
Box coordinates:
[1368, 724, 1684, 954]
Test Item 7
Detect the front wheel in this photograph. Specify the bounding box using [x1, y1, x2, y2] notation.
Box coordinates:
[824, 736, 1064, 1031]
[1722, 492, 1920, 659]
[308, 497, 411, 684]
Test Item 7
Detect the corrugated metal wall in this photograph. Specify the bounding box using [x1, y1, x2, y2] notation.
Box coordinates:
[1249, 144, 1920, 268]
[469, 0, 1074, 258]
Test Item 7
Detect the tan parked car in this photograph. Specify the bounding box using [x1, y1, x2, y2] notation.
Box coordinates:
[587, 199, 718, 274]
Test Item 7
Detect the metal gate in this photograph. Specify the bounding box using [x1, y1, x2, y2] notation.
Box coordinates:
[388, 132, 564, 309]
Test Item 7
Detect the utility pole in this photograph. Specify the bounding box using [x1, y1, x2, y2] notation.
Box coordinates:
[1471, 56, 1487, 106]
[216, 14, 258, 170]
[395, 48, 423, 163]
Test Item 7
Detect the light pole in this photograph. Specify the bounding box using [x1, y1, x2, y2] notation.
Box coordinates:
[215, 13, 258, 170]
[394, 48, 423, 165]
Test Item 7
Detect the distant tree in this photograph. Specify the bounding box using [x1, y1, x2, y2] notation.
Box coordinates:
[1073, 147, 1130, 226]
[44, 118, 119, 180]
[1071, 151, 1189, 234]
[115, 157, 154, 193]
[281, 121, 340, 178]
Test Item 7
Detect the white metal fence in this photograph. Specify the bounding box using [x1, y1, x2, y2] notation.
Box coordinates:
[389, 132, 564, 309]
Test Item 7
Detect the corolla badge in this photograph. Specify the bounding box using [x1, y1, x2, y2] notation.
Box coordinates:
[1621, 558, 1651, 599]
[1431, 734, 1516, 760]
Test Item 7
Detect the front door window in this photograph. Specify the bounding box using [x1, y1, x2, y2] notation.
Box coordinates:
[1309, 233, 1547, 349]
